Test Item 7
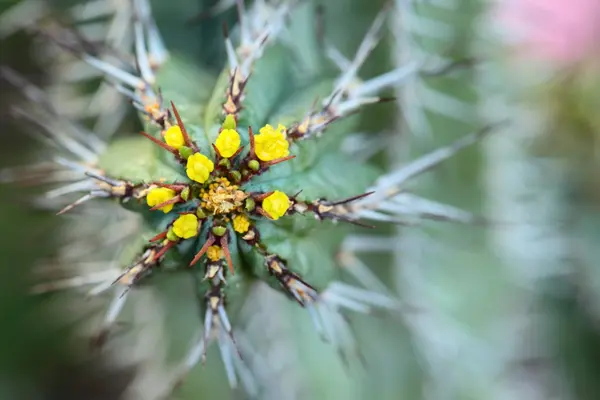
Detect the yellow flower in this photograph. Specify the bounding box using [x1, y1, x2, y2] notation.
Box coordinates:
[255, 124, 289, 161]
[172, 214, 199, 239]
[262, 191, 290, 220]
[215, 128, 241, 158]
[207, 245, 222, 261]
[164, 125, 185, 149]
[146, 187, 177, 213]
[186, 152, 214, 183]
[232, 214, 250, 233]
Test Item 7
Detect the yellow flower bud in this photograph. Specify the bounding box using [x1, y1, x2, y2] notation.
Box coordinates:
[254, 124, 289, 161]
[262, 191, 290, 220]
[232, 214, 250, 233]
[172, 214, 199, 239]
[164, 125, 185, 149]
[186, 152, 214, 183]
[215, 128, 241, 158]
[207, 245, 222, 261]
[146, 187, 177, 213]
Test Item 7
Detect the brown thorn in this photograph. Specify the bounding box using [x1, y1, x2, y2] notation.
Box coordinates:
[377, 96, 397, 104]
[138, 131, 179, 156]
[339, 217, 376, 229]
[253, 191, 275, 202]
[190, 236, 216, 267]
[151, 183, 187, 191]
[153, 241, 175, 262]
[261, 155, 296, 168]
[259, 34, 269, 47]
[211, 143, 223, 159]
[149, 231, 167, 242]
[329, 191, 375, 206]
[220, 236, 235, 275]
[230, 145, 245, 159]
[256, 206, 274, 220]
[170, 101, 193, 148]
[227, 68, 237, 96]
[248, 126, 255, 158]
[149, 195, 182, 211]
[238, 74, 250, 91]
[56, 193, 99, 215]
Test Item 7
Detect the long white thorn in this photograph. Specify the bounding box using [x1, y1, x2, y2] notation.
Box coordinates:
[351, 62, 419, 98]
[82, 54, 145, 89]
[133, 20, 154, 84]
[217, 328, 239, 389]
[342, 234, 398, 253]
[326, 8, 387, 106]
[30, 268, 121, 294]
[56, 191, 109, 215]
[102, 285, 129, 331]
[236, 0, 251, 47]
[327, 282, 401, 310]
[45, 179, 98, 199]
[321, 290, 372, 314]
[325, 42, 352, 71]
[338, 251, 394, 296]
[182, 334, 206, 373]
[366, 126, 496, 204]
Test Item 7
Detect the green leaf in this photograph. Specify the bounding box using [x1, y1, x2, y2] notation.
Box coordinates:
[244, 151, 380, 201]
[240, 217, 347, 291]
[97, 136, 186, 183]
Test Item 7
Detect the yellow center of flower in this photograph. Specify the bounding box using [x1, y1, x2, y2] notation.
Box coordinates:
[146, 187, 177, 213]
[186, 152, 215, 183]
[215, 128, 241, 158]
[207, 245, 223, 261]
[164, 125, 185, 149]
[254, 124, 289, 161]
[200, 178, 247, 215]
[172, 214, 199, 239]
[262, 191, 291, 220]
[232, 214, 250, 233]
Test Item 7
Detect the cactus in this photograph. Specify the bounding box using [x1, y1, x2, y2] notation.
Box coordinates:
[1, 0, 493, 398]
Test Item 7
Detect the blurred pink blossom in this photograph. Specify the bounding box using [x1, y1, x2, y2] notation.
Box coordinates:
[496, 0, 600, 64]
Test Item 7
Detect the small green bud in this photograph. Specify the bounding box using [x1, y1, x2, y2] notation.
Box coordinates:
[222, 114, 236, 130]
[166, 227, 178, 242]
[190, 185, 201, 199]
[245, 197, 256, 212]
[219, 159, 231, 169]
[196, 208, 206, 219]
[180, 187, 190, 201]
[212, 226, 227, 236]
[248, 160, 260, 171]
[230, 170, 241, 182]
[178, 146, 194, 159]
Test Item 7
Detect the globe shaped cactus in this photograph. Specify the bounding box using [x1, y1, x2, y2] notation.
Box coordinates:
[1, 0, 490, 397]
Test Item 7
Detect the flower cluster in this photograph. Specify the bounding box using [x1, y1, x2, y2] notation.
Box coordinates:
[135, 105, 301, 279]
